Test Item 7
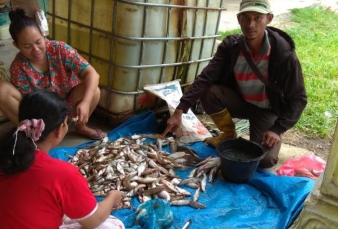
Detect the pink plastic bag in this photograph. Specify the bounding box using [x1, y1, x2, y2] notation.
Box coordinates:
[276, 155, 326, 179]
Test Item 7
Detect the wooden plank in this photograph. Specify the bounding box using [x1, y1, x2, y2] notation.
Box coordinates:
[11, 0, 39, 18]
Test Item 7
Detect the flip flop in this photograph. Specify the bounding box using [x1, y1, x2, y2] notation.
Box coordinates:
[88, 128, 106, 140]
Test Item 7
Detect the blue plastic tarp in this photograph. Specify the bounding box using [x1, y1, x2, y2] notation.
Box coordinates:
[50, 111, 315, 229]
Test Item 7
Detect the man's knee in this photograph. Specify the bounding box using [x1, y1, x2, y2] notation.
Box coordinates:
[199, 85, 228, 114]
[259, 148, 280, 168]
[203, 84, 223, 96]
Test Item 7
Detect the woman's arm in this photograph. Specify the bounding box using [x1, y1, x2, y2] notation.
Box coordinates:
[57, 41, 100, 124]
[77, 190, 125, 229]
[80, 65, 99, 107]
[75, 65, 100, 124]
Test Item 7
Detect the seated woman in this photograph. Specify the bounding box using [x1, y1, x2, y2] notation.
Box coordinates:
[0, 90, 125, 229]
[0, 8, 104, 140]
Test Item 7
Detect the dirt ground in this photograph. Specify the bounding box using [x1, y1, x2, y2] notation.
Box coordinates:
[282, 129, 332, 161]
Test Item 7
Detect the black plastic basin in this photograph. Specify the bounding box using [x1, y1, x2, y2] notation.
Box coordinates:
[216, 138, 266, 183]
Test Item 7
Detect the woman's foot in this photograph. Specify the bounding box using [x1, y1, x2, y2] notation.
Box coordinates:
[75, 124, 105, 140]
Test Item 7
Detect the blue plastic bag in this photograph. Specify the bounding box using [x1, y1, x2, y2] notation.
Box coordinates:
[135, 199, 174, 229]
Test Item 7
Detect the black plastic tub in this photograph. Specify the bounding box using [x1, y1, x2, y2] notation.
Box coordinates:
[216, 138, 266, 183]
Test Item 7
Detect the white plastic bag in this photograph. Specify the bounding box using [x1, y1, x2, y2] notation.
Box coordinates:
[144, 80, 212, 144]
[35, 9, 49, 36]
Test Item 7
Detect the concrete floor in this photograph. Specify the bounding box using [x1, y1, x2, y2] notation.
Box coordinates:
[1, 0, 336, 174]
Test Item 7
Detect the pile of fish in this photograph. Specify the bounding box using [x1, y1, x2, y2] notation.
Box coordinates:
[68, 134, 222, 209]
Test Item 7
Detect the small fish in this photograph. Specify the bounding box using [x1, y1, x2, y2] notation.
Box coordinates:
[167, 151, 186, 160]
[170, 199, 190, 206]
[170, 177, 181, 185]
[184, 182, 200, 189]
[197, 158, 221, 173]
[179, 178, 201, 186]
[195, 156, 212, 167]
[136, 177, 159, 184]
[168, 169, 178, 178]
[142, 187, 165, 195]
[200, 172, 207, 192]
[158, 190, 171, 201]
[208, 166, 220, 183]
[122, 177, 133, 191]
[176, 186, 191, 196]
[116, 162, 125, 175]
[156, 138, 163, 152]
[189, 201, 206, 209]
[188, 168, 197, 178]
[169, 140, 177, 153]
[176, 146, 204, 163]
[193, 187, 200, 202]
[174, 158, 188, 164]
[160, 179, 179, 193]
[137, 162, 147, 176]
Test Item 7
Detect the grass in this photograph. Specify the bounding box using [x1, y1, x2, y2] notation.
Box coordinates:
[218, 6, 338, 139]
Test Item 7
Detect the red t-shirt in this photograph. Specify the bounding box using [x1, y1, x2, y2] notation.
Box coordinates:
[0, 150, 97, 229]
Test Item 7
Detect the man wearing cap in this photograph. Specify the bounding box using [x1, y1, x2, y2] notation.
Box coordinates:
[162, 0, 307, 168]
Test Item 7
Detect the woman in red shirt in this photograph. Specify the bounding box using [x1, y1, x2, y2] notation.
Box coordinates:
[0, 90, 125, 229]
[0, 8, 104, 140]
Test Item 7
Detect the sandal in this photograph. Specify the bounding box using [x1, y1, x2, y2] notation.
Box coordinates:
[87, 128, 106, 140]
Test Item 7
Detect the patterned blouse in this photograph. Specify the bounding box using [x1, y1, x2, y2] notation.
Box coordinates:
[10, 39, 89, 100]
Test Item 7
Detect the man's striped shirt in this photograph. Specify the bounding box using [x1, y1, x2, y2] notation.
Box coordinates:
[233, 30, 271, 109]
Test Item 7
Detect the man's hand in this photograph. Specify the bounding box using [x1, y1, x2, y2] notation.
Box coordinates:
[261, 130, 280, 148]
[161, 109, 183, 137]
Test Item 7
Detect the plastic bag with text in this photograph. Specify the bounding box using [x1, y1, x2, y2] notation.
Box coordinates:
[144, 80, 212, 144]
[276, 154, 326, 180]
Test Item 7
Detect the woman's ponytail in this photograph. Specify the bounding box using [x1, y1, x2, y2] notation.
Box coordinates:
[0, 129, 36, 175]
[9, 8, 41, 43]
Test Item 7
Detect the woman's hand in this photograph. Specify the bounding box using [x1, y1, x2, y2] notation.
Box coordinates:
[76, 101, 90, 125]
[78, 190, 126, 228]
[107, 190, 125, 208]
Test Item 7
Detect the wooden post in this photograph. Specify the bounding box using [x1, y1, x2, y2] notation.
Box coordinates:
[290, 121, 338, 228]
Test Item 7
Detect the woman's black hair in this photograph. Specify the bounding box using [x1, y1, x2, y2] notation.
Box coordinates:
[0, 90, 68, 175]
[9, 8, 41, 43]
